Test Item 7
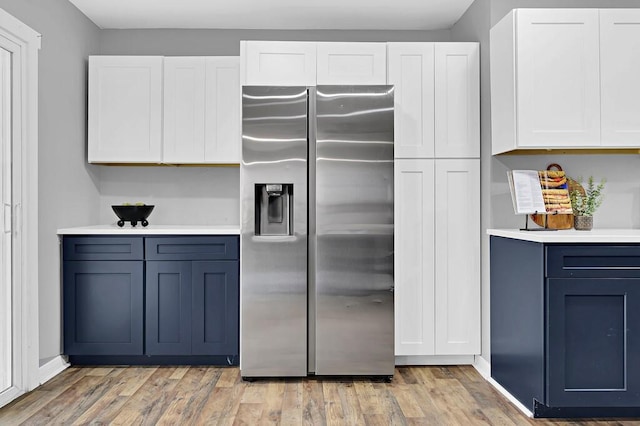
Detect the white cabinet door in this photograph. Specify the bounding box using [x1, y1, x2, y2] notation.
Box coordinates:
[434, 159, 480, 355]
[316, 42, 386, 85]
[163, 57, 206, 163]
[387, 43, 435, 159]
[204, 57, 240, 163]
[516, 9, 600, 147]
[88, 56, 163, 163]
[434, 43, 479, 158]
[164, 57, 240, 164]
[394, 159, 435, 356]
[600, 9, 640, 146]
[243, 41, 316, 86]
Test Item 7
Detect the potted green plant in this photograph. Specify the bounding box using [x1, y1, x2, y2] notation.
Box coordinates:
[569, 176, 606, 231]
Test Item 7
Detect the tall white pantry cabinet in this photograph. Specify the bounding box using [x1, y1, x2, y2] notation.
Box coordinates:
[389, 43, 480, 361]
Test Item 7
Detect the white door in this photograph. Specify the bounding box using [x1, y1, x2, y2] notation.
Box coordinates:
[88, 56, 163, 163]
[163, 57, 206, 163]
[600, 9, 640, 146]
[516, 9, 600, 147]
[387, 43, 435, 159]
[434, 159, 480, 355]
[316, 42, 386, 85]
[394, 159, 435, 356]
[0, 46, 10, 394]
[0, 9, 39, 409]
[434, 43, 479, 158]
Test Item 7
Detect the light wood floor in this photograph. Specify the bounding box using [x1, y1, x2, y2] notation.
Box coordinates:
[1, 365, 638, 425]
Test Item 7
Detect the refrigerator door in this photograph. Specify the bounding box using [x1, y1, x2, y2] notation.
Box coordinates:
[314, 85, 395, 376]
[241, 86, 308, 377]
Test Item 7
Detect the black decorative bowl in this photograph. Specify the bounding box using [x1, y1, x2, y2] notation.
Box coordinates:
[112, 205, 154, 227]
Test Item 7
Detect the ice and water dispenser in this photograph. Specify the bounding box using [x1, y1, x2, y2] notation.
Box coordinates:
[255, 184, 293, 236]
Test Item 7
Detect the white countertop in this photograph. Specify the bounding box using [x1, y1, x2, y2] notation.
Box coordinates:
[57, 224, 240, 235]
[488, 228, 640, 243]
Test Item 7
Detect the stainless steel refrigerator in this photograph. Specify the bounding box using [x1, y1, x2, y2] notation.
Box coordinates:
[240, 85, 394, 378]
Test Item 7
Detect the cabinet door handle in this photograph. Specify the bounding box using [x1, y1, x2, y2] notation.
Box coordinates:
[3, 203, 10, 234]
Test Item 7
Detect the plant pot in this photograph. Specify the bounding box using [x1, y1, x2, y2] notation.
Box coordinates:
[573, 215, 593, 231]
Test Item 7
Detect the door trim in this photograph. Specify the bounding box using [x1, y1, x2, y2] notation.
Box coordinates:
[0, 8, 40, 409]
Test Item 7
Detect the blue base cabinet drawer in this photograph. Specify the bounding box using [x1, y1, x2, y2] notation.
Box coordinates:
[62, 235, 239, 365]
[63, 236, 143, 261]
[146, 236, 239, 261]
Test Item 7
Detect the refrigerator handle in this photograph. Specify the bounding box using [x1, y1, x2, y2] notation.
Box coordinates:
[307, 87, 317, 374]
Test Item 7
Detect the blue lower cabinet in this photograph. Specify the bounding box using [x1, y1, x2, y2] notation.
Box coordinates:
[547, 278, 640, 408]
[62, 235, 239, 364]
[145, 261, 192, 355]
[63, 260, 144, 355]
[192, 261, 239, 355]
[491, 236, 640, 418]
[145, 260, 240, 357]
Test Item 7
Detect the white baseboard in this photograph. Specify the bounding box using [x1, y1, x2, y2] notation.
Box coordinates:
[471, 356, 532, 417]
[486, 375, 533, 418]
[395, 355, 475, 365]
[38, 355, 69, 385]
[472, 355, 490, 378]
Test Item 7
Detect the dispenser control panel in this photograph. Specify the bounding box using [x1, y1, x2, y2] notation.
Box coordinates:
[255, 183, 293, 236]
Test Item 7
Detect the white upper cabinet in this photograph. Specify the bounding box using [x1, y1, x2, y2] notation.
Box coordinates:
[90, 55, 240, 164]
[388, 42, 479, 159]
[600, 9, 640, 146]
[204, 57, 241, 163]
[388, 43, 435, 158]
[241, 41, 387, 86]
[516, 9, 600, 148]
[88, 56, 163, 163]
[491, 9, 601, 154]
[316, 42, 387, 85]
[163, 57, 240, 164]
[242, 41, 316, 86]
[163, 57, 206, 163]
[491, 8, 640, 154]
[434, 43, 480, 158]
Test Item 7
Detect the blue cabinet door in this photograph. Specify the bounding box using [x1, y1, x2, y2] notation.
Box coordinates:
[547, 278, 640, 407]
[63, 260, 143, 355]
[192, 261, 239, 356]
[145, 261, 192, 355]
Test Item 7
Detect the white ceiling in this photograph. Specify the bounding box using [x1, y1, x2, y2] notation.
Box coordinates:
[67, 0, 475, 31]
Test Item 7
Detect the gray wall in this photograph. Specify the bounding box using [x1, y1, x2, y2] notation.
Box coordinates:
[0, 0, 101, 364]
[99, 29, 451, 56]
[451, 0, 640, 365]
[97, 166, 240, 225]
[96, 28, 452, 228]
